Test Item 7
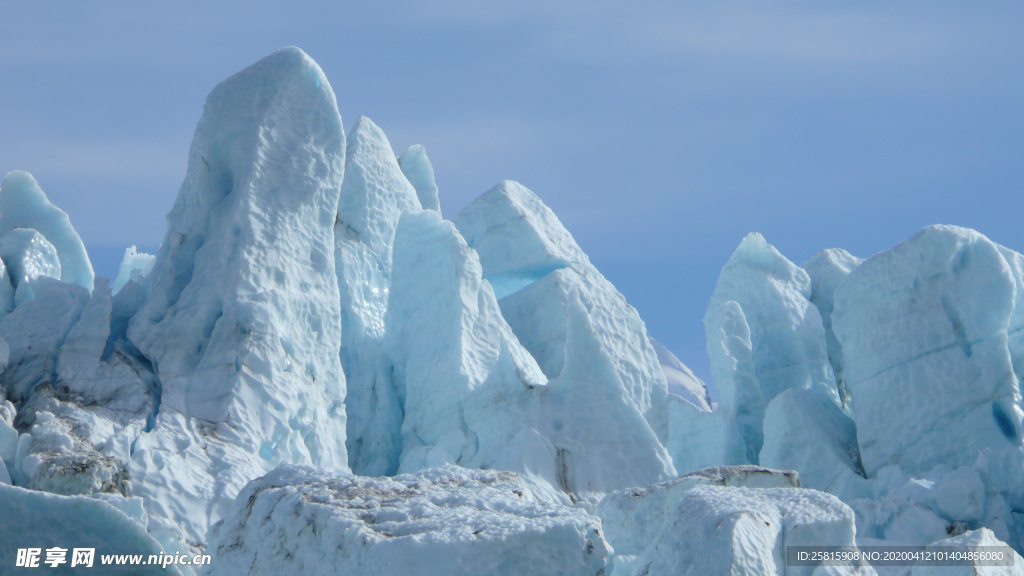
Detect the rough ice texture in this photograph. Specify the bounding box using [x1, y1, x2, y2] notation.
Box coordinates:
[0, 483, 181, 575]
[0, 171, 94, 292]
[761, 388, 867, 496]
[386, 210, 673, 503]
[336, 116, 422, 477]
[910, 528, 1023, 576]
[0, 278, 89, 403]
[832, 225, 1024, 477]
[112, 245, 156, 295]
[204, 465, 608, 576]
[453, 180, 671, 444]
[597, 465, 799, 560]
[0, 227, 62, 306]
[620, 485, 870, 576]
[124, 47, 349, 546]
[803, 248, 864, 408]
[0, 256, 14, 319]
[399, 143, 440, 212]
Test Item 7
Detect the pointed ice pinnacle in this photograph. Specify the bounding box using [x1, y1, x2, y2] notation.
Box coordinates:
[335, 115, 423, 476]
[452, 181, 673, 445]
[125, 47, 349, 545]
[387, 210, 674, 503]
[0, 171, 95, 292]
[398, 144, 440, 213]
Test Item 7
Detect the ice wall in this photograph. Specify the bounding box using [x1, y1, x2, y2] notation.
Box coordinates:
[336, 116, 422, 476]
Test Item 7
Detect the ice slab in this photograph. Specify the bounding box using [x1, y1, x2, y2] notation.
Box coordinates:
[832, 225, 1023, 477]
[387, 210, 673, 502]
[204, 465, 609, 576]
[761, 388, 868, 497]
[123, 47, 349, 546]
[597, 465, 799, 559]
[112, 246, 155, 295]
[803, 248, 864, 408]
[621, 484, 872, 576]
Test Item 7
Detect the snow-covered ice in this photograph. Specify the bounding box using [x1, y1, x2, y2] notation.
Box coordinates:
[204, 465, 608, 576]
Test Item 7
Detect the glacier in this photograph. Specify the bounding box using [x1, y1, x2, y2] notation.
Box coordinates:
[2, 45, 1024, 576]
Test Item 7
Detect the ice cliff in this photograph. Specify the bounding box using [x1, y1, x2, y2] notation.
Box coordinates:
[2, 46, 1023, 576]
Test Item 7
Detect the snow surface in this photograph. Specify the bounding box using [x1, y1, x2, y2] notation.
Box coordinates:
[204, 465, 608, 576]
[0, 171, 95, 292]
[910, 528, 1023, 576]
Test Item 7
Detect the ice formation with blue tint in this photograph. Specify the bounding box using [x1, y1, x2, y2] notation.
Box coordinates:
[336, 116, 422, 477]
[0, 171, 94, 292]
[398, 143, 441, 213]
[453, 181, 672, 444]
[4, 46, 1024, 575]
[112, 245, 156, 295]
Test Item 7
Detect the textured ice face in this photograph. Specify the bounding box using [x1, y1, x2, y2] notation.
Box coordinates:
[670, 300, 763, 473]
[833, 225, 1024, 477]
[204, 465, 609, 576]
[760, 388, 867, 497]
[0, 228, 61, 307]
[453, 181, 672, 444]
[336, 116, 422, 477]
[122, 47, 350, 546]
[617, 485, 869, 576]
[387, 210, 674, 503]
[0, 171, 94, 292]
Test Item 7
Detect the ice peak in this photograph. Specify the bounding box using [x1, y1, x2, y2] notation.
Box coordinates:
[398, 144, 440, 213]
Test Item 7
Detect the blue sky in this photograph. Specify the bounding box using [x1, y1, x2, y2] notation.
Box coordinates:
[1, 1, 1021, 382]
